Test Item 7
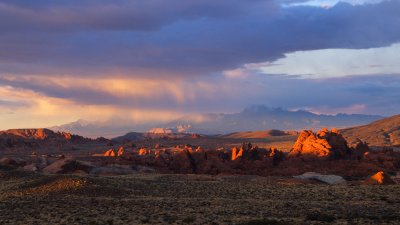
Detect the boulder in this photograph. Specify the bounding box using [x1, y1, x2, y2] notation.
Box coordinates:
[289, 129, 351, 158]
[368, 171, 396, 185]
[294, 172, 346, 184]
[42, 157, 94, 174]
[22, 163, 38, 172]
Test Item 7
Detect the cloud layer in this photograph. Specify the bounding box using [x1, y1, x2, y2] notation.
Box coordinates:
[0, 0, 399, 129]
[1, 0, 399, 77]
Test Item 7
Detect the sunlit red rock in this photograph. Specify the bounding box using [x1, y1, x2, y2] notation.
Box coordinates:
[117, 147, 125, 156]
[368, 171, 396, 185]
[289, 129, 351, 158]
[103, 149, 116, 157]
[231, 147, 244, 161]
[138, 148, 150, 156]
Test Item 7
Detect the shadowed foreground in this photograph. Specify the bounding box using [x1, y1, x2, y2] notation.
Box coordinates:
[1, 170, 400, 225]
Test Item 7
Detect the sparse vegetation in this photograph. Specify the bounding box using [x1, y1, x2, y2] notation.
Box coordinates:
[238, 218, 285, 225]
[305, 212, 336, 222]
[1, 170, 400, 225]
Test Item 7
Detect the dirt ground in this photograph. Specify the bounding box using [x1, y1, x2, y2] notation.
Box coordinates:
[1, 169, 400, 225]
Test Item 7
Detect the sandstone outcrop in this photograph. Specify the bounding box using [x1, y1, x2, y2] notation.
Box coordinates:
[231, 147, 244, 161]
[268, 148, 284, 166]
[0, 128, 79, 141]
[138, 148, 151, 156]
[117, 147, 125, 156]
[368, 171, 396, 185]
[289, 128, 351, 158]
[103, 149, 116, 157]
[0, 128, 95, 151]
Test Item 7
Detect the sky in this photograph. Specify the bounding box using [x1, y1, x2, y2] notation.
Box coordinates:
[0, 0, 399, 129]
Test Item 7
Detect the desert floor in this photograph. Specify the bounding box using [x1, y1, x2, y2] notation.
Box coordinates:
[1, 169, 400, 225]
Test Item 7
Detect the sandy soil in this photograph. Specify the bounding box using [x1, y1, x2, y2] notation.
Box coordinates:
[1, 170, 400, 225]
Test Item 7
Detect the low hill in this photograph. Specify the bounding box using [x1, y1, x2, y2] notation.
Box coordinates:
[341, 114, 400, 147]
[222, 129, 298, 139]
[111, 132, 146, 142]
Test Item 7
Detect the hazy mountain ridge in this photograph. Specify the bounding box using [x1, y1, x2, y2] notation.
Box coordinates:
[164, 105, 383, 135]
[49, 119, 155, 139]
[50, 105, 384, 138]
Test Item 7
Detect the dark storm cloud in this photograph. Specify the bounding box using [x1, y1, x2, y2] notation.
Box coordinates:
[0, 0, 399, 77]
[0, 0, 276, 32]
[0, 0, 399, 120]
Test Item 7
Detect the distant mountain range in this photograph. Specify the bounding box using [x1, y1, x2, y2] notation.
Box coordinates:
[49, 105, 384, 138]
[163, 105, 383, 135]
[49, 119, 156, 139]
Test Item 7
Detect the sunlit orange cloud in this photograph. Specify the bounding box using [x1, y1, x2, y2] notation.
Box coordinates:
[1, 75, 207, 104]
[0, 85, 185, 130]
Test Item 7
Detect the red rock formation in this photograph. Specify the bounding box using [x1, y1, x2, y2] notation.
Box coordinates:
[169, 151, 195, 173]
[368, 171, 396, 185]
[0, 128, 95, 151]
[138, 148, 150, 156]
[289, 128, 351, 158]
[117, 147, 125, 156]
[191, 134, 202, 139]
[62, 132, 72, 140]
[0, 128, 75, 141]
[353, 139, 370, 153]
[268, 148, 284, 166]
[103, 149, 116, 157]
[247, 146, 261, 161]
[231, 147, 244, 161]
